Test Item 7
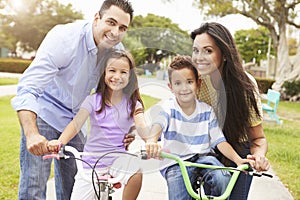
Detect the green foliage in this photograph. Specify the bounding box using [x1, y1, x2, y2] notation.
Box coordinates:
[0, 0, 83, 52]
[255, 77, 276, 94]
[288, 37, 298, 56]
[235, 27, 275, 63]
[0, 58, 31, 73]
[125, 14, 192, 65]
[282, 79, 300, 96]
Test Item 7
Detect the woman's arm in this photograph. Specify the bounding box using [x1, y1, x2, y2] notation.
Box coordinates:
[248, 123, 270, 171]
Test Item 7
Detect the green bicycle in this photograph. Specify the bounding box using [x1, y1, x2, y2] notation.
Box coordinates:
[159, 151, 273, 200]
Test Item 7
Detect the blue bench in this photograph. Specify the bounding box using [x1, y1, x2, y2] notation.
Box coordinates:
[262, 89, 281, 124]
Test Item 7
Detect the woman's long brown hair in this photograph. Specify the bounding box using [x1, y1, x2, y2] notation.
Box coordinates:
[191, 22, 261, 157]
[96, 49, 144, 118]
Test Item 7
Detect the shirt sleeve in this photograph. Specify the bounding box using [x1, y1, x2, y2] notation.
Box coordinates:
[80, 94, 95, 114]
[207, 106, 226, 148]
[10, 25, 69, 114]
[246, 72, 263, 126]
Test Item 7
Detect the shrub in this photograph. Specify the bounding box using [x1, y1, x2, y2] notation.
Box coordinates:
[0, 58, 31, 73]
[255, 77, 275, 93]
[282, 79, 300, 96]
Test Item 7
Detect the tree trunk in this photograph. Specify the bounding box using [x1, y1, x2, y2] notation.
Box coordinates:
[272, 24, 292, 91]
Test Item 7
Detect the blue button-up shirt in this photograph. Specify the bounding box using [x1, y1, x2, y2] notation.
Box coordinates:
[11, 20, 123, 132]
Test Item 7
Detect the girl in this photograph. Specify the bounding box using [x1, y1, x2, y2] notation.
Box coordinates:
[190, 22, 270, 199]
[47, 49, 149, 200]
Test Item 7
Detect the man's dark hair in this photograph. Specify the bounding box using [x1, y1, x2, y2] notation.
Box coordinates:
[99, 0, 134, 22]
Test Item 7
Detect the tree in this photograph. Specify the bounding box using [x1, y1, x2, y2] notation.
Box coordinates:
[235, 26, 275, 64]
[124, 14, 192, 66]
[0, 0, 83, 54]
[181, 0, 300, 90]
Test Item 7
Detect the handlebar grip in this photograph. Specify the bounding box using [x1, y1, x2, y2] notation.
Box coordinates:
[262, 173, 273, 178]
[42, 153, 60, 160]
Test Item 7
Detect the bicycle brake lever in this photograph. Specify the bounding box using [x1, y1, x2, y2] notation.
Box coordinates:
[140, 149, 148, 160]
[249, 171, 273, 178]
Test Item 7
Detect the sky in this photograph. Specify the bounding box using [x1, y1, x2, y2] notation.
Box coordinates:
[59, 0, 257, 34]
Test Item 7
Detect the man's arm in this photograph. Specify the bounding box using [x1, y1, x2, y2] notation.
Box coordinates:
[17, 110, 48, 156]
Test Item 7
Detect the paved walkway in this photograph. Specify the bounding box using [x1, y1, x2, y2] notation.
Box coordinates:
[0, 72, 294, 200]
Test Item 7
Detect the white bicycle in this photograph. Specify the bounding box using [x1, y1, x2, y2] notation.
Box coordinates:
[43, 145, 146, 200]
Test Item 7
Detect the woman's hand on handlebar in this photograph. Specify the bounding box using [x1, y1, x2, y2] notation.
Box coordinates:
[247, 154, 270, 172]
[145, 142, 162, 159]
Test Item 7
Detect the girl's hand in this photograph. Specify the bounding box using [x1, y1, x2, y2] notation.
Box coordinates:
[47, 140, 62, 153]
[145, 142, 162, 159]
[247, 154, 270, 171]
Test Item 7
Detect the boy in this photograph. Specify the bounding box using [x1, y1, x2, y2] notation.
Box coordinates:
[145, 55, 253, 199]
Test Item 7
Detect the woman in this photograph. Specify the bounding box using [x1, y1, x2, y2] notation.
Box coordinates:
[190, 22, 270, 199]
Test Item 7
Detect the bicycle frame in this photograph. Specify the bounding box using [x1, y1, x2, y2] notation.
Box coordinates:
[43, 145, 127, 200]
[160, 152, 251, 200]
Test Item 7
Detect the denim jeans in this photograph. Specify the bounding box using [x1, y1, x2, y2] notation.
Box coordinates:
[18, 117, 85, 200]
[164, 155, 231, 200]
[228, 144, 253, 200]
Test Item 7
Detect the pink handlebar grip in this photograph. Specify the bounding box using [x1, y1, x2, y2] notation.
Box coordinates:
[42, 153, 60, 160]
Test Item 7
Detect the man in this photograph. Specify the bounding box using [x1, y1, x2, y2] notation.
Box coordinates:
[11, 0, 134, 199]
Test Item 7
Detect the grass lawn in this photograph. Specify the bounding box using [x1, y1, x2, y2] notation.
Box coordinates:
[0, 78, 19, 86]
[0, 93, 299, 199]
[262, 100, 300, 199]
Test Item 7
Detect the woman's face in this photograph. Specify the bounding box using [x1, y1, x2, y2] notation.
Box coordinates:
[192, 33, 224, 76]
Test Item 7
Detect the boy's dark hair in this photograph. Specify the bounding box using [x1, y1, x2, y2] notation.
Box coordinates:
[168, 55, 199, 83]
[99, 0, 134, 22]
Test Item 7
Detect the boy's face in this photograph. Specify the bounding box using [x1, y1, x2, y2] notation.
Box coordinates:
[168, 67, 198, 105]
[93, 5, 130, 48]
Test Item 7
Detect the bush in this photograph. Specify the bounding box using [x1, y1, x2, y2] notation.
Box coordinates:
[282, 79, 300, 96]
[255, 77, 275, 93]
[0, 58, 31, 73]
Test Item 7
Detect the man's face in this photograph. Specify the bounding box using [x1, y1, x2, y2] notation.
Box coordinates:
[93, 5, 130, 48]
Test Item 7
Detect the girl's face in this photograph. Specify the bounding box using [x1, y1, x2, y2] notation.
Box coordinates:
[192, 33, 224, 76]
[105, 57, 130, 92]
[168, 67, 198, 105]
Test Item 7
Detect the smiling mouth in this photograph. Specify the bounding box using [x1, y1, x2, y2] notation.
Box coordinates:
[105, 33, 118, 42]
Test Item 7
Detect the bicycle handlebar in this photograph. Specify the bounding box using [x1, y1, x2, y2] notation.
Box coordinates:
[158, 151, 272, 200]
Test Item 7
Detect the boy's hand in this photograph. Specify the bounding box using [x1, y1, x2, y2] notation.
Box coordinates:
[145, 142, 162, 159]
[47, 140, 62, 153]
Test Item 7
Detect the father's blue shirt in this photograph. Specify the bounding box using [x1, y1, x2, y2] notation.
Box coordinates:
[11, 20, 123, 132]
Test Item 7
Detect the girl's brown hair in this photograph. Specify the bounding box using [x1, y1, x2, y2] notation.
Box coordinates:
[96, 49, 143, 118]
